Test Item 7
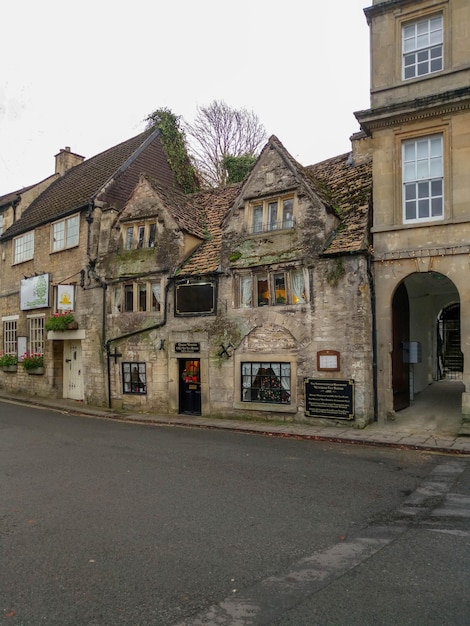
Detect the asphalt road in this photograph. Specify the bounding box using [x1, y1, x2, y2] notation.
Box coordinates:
[1, 400, 469, 625]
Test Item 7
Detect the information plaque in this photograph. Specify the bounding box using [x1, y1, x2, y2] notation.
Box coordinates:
[304, 378, 354, 420]
[175, 342, 200, 353]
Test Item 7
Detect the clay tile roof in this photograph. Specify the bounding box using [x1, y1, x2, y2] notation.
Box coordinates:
[1, 127, 161, 240]
[178, 184, 242, 276]
[0, 185, 35, 208]
[304, 152, 372, 255]
[144, 176, 207, 239]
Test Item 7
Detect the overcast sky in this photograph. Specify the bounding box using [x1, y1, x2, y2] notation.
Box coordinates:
[0, 0, 371, 197]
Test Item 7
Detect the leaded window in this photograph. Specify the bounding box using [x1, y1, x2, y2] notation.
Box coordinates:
[241, 362, 291, 404]
[122, 362, 147, 394]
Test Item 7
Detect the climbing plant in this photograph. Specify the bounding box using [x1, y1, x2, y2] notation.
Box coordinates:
[145, 108, 200, 194]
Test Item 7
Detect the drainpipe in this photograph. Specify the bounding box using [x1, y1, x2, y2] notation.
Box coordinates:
[85, 200, 95, 258]
[367, 253, 378, 421]
[105, 280, 172, 409]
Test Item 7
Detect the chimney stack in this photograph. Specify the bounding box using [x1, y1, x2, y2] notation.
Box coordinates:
[55, 147, 85, 176]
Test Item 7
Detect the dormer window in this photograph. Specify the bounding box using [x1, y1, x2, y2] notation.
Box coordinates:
[250, 196, 294, 233]
[124, 222, 157, 249]
[402, 14, 443, 80]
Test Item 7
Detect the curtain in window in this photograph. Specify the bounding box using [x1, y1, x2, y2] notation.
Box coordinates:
[240, 275, 252, 307]
[112, 287, 121, 314]
[151, 283, 161, 311]
[291, 269, 306, 304]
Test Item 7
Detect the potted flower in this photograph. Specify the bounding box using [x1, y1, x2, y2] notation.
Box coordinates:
[0, 351, 18, 372]
[45, 311, 77, 331]
[21, 352, 45, 374]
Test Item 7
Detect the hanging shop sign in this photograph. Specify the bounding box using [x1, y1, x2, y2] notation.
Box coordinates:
[20, 274, 50, 310]
[304, 378, 354, 420]
[57, 284, 75, 310]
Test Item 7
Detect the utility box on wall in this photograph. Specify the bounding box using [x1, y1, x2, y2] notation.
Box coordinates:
[403, 341, 421, 364]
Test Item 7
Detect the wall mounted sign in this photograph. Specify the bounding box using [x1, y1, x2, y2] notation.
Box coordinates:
[317, 350, 340, 372]
[20, 274, 50, 310]
[304, 378, 354, 420]
[175, 342, 200, 353]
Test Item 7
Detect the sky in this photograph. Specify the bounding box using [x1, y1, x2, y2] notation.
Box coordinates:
[0, 0, 371, 197]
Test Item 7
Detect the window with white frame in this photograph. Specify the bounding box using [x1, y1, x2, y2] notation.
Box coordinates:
[3, 319, 17, 355]
[403, 134, 443, 223]
[51, 214, 79, 251]
[250, 196, 294, 233]
[238, 268, 307, 307]
[28, 316, 45, 355]
[402, 14, 443, 80]
[118, 280, 162, 313]
[241, 362, 291, 404]
[123, 222, 157, 250]
[13, 232, 34, 263]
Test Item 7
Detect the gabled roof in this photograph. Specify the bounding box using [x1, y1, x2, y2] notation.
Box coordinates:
[304, 152, 372, 255]
[224, 135, 331, 225]
[0, 184, 36, 209]
[177, 184, 242, 276]
[1, 127, 176, 240]
[144, 176, 207, 240]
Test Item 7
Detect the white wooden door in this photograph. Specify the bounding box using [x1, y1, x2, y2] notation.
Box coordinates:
[63, 340, 84, 400]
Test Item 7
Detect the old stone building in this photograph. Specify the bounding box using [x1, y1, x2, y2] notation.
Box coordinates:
[0, 124, 374, 427]
[95, 135, 374, 426]
[355, 0, 470, 421]
[0, 128, 184, 404]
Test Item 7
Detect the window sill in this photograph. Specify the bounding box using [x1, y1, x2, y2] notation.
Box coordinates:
[233, 401, 296, 414]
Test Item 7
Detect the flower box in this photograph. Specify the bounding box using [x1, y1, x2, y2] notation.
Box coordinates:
[45, 311, 77, 331]
[21, 352, 44, 372]
[0, 351, 18, 368]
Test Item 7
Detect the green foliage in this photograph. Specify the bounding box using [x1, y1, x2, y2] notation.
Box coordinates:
[222, 154, 256, 184]
[326, 258, 346, 287]
[45, 311, 75, 331]
[0, 351, 17, 366]
[145, 108, 200, 194]
[228, 250, 242, 262]
[21, 352, 44, 371]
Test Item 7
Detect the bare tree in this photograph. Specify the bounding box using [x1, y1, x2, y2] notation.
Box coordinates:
[184, 100, 267, 187]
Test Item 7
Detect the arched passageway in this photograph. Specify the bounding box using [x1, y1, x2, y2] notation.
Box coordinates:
[391, 272, 462, 415]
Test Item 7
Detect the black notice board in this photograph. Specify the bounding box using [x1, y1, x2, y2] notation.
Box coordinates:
[175, 342, 200, 353]
[304, 378, 354, 420]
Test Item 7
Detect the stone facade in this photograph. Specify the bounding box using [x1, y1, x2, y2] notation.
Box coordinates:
[356, 0, 470, 421]
[96, 136, 374, 427]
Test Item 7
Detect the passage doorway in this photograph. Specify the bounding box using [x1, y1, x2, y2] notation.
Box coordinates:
[391, 272, 461, 413]
[392, 282, 410, 411]
[179, 358, 201, 415]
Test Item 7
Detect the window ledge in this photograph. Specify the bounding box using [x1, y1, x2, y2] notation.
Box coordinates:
[233, 401, 297, 414]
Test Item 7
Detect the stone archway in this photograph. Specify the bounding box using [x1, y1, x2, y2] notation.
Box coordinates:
[391, 272, 460, 411]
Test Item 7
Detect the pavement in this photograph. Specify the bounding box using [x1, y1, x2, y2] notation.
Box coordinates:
[1, 385, 470, 456]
